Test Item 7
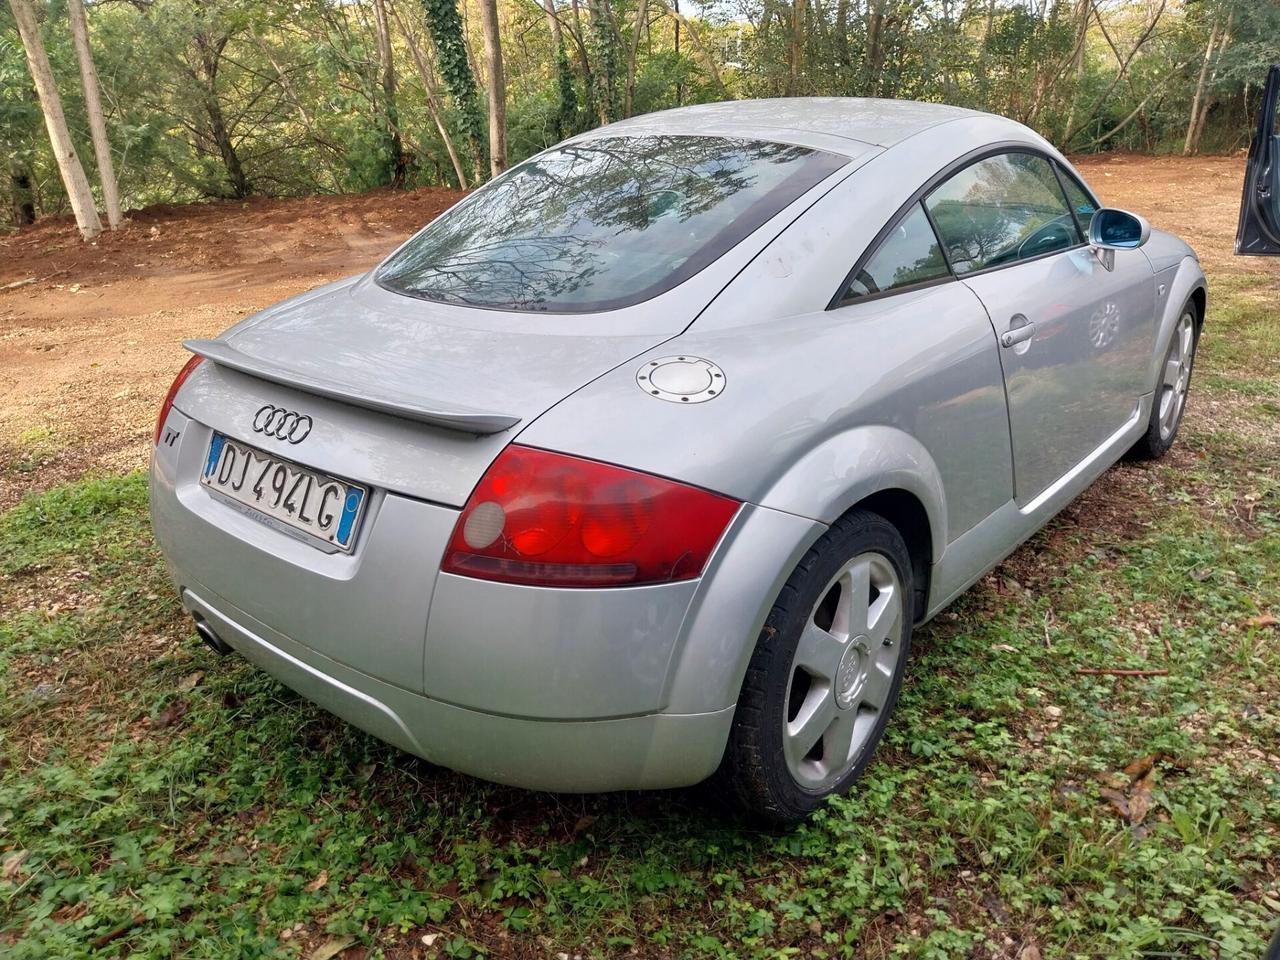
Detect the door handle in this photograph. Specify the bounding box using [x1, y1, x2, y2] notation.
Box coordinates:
[1000, 322, 1037, 348]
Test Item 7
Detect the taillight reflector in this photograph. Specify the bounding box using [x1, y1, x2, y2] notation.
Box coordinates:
[154, 355, 204, 444]
[442, 445, 740, 588]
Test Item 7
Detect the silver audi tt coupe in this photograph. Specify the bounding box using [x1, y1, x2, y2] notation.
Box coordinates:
[151, 98, 1206, 822]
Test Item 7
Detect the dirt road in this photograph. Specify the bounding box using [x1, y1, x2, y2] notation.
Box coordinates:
[0, 155, 1264, 509]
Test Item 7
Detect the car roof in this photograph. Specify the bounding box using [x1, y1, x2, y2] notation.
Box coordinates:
[580, 97, 1002, 155]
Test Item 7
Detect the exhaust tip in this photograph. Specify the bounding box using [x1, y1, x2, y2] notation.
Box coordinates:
[193, 616, 233, 657]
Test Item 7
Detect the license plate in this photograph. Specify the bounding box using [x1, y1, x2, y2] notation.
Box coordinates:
[200, 433, 366, 552]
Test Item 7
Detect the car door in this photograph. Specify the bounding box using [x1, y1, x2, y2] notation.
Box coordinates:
[923, 150, 1155, 507]
[1237, 64, 1280, 256]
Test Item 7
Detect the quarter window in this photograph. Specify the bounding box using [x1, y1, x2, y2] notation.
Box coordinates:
[924, 152, 1082, 275]
[1057, 165, 1100, 236]
[841, 204, 950, 301]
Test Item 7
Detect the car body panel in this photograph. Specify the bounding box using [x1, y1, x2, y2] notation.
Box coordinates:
[191, 144, 878, 448]
[960, 244, 1155, 505]
[521, 279, 1010, 553]
[150, 97, 1208, 793]
[182, 586, 738, 791]
[152, 409, 454, 692]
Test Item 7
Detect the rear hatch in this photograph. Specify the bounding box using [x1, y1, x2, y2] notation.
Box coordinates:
[159, 274, 704, 695]
[179, 274, 679, 504]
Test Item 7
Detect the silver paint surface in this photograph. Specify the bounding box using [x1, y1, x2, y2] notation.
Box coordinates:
[150, 98, 1207, 792]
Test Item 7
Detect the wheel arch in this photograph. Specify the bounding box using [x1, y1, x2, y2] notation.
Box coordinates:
[851, 488, 933, 623]
[1148, 257, 1207, 391]
[664, 429, 947, 717]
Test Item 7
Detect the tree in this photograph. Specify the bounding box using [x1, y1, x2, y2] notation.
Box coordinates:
[478, 0, 506, 175]
[421, 0, 486, 181]
[8, 0, 102, 239]
[66, 0, 121, 229]
[370, 0, 407, 186]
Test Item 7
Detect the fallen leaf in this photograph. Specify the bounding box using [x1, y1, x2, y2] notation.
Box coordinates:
[309, 936, 357, 960]
[1245, 614, 1277, 630]
[1099, 786, 1129, 819]
[2, 850, 29, 880]
[572, 814, 597, 835]
[1018, 942, 1043, 960]
[1128, 772, 1155, 826]
[354, 763, 375, 782]
[152, 699, 189, 729]
[177, 670, 205, 692]
[1123, 754, 1160, 780]
[981, 892, 1011, 925]
[305, 869, 328, 893]
[990, 643, 1017, 653]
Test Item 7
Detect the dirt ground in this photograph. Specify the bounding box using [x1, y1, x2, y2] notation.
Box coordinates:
[0, 154, 1260, 509]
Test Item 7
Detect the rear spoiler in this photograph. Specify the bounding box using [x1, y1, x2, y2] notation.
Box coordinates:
[184, 339, 522, 436]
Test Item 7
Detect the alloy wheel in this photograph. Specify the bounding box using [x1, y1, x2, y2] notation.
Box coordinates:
[782, 551, 905, 791]
[1158, 312, 1196, 441]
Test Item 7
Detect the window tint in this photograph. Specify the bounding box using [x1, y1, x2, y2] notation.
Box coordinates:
[841, 204, 950, 301]
[924, 152, 1082, 275]
[1057, 166, 1099, 236]
[375, 135, 847, 313]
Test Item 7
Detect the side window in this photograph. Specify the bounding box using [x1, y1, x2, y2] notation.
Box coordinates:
[924, 152, 1082, 275]
[1056, 165, 1100, 236]
[841, 204, 950, 301]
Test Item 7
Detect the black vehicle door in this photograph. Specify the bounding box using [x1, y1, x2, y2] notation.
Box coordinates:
[1237, 64, 1280, 256]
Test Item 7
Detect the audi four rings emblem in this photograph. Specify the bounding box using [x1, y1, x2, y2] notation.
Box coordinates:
[252, 405, 313, 444]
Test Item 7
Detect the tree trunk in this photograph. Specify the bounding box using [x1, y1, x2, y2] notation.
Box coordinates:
[1060, 0, 1090, 141]
[192, 32, 250, 198]
[392, 4, 469, 188]
[624, 0, 647, 117]
[788, 0, 806, 96]
[421, 0, 486, 182]
[1183, 19, 1220, 155]
[541, 0, 563, 49]
[371, 0, 407, 187]
[66, 0, 121, 229]
[9, 160, 36, 226]
[1188, 8, 1234, 156]
[478, 0, 506, 176]
[8, 0, 102, 239]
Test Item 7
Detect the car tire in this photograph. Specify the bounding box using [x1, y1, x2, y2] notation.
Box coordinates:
[715, 509, 914, 824]
[1128, 302, 1199, 461]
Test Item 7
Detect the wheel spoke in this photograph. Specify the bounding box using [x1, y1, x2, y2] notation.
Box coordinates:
[860, 659, 895, 711]
[821, 712, 857, 772]
[1180, 319, 1194, 358]
[1163, 358, 1181, 389]
[785, 689, 836, 768]
[845, 558, 872, 636]
[866, 583, 898, 645]
[794, 621, 844, 680]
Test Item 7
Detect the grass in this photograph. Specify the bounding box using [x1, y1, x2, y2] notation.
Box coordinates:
[1, 281, 1278, 959]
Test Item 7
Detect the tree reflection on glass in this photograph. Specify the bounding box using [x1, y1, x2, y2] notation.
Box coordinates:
[376, 135, 846, 312]
[925, 152, 1080, 275]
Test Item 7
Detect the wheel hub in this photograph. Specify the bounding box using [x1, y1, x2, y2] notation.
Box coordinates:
[835, 637, 869, 709]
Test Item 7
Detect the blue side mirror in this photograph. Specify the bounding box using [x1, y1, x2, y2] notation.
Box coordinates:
[1089, 208, 1151, 250]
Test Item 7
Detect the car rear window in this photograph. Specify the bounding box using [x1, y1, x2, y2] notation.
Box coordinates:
[375, 135, 847, 313]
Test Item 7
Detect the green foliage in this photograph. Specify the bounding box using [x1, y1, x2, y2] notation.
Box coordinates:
[4, 0, 1278, 222]
[420, 0, 487, 182]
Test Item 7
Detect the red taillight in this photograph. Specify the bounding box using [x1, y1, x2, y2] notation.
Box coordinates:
[154, 355, 204, 444]
[442, 445, 740, 588]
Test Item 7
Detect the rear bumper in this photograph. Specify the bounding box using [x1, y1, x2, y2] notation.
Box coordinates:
[151, 407, 823, 790]
[183, 585, 735, 791]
